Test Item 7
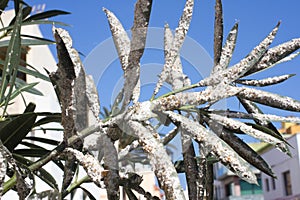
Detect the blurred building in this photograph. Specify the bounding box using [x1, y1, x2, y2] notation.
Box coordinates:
[214, 144, 264, 200]
[261, 122, 300, 200]
[214, 122, 300, 200]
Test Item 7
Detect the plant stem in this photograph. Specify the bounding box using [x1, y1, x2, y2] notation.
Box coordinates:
[63, 175, 91, 197]
[154, 83, 200, 100]
[2, 174, 16, 194]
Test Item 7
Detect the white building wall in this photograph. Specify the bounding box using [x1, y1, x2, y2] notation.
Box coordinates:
[261, 134, 300, 200]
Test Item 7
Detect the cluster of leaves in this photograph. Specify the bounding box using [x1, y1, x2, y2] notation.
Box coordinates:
[1, 0, 300, 199]
[99, 0, 300, 199]
[0, 1, 70, 199]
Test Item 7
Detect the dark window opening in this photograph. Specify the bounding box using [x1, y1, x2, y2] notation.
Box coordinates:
[265, 178, 270, 192]
[283, 171, 292, 196]
[225, 182, 233, 197]
[272, 177, 276, 190]
[0, 46, 29, 82]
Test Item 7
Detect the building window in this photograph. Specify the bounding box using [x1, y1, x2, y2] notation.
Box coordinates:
[272, 177, 276, 190]
[225, 182, 233, 197]
[0, 46, 29, 82]
[283, 171, 292, 196]
[240, 177, 262, 195]
[265, 178, 270, 192]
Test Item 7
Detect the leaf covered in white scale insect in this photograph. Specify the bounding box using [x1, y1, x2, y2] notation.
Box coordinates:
[66, 148, 105, 187]
[124, 120, 186, 200]
[246, 38, 300, 76]
[165, 111, 258, 184]
[236, 74, 295, 87]
[153, 0, 194, 96]
[198, 22, 280, 87]
[209, 113, 290, 155]
[103, 8, 130, 71]
[122, 0, 152, 108]
[0, 143, 7, 195]
[213, 22, 238, 73]
[238, 87, 300, 112]
[164, 23, 191, 90]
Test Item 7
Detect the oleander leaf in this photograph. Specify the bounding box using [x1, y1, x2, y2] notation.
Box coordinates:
[205, 116, 275, 178]
[24, 10, 70, 22]
[24, 136, 60, 146]
[103, 8, 130, 71]
[209, 113, 290, 155]
[166, 111, 258, 184]
[238, 87, 300, 112]
[245, 38, 300, 76]
[164, 24, 191, 90]
[154, 0, 194, 96]
[124, 119, 186, 199]
[13, 154, 58, 190]
[198, 22, 280, 87]
[236, 74, 295, 87]
[217, 22, 239, 71]
[213, 0, 223, 66]
[0, 4, 23, 114]
[122, 0, 152, 107]
[0, 113, 37, 151]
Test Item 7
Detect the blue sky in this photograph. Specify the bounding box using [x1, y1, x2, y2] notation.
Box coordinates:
[21, 1, 300, 118]
[14, 1, 299, 119]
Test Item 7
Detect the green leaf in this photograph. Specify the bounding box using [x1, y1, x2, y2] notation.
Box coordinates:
[23, 102, 36, 113]
[19, 66, 50, 81]
[24, 136, 60, 146]
[21, 20, 70, 26]
[13, 154, 58, 190]
[0, 20, 69, 33]
[0, 59, 50, 82]
[20, 141, 46, 149]
[9, 6, 32, 26]
[13, 0, 20, 16]
[4, 82, 42, 105]
[24, 10, 70, 22]
[21, 34, 55, 43]
[13, 149, 50, 157]
[0, 38, 54, 47]
[0, 3, 23, 115]
[0, 113, 37, 151]
[17, 142, 64, 170]
[34, 114, 61, 127]
[0, 120, 10, 130]
[14, 78, 43, 95]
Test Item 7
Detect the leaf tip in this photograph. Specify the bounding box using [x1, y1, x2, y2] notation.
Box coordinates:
[102, 7, 108, 13]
